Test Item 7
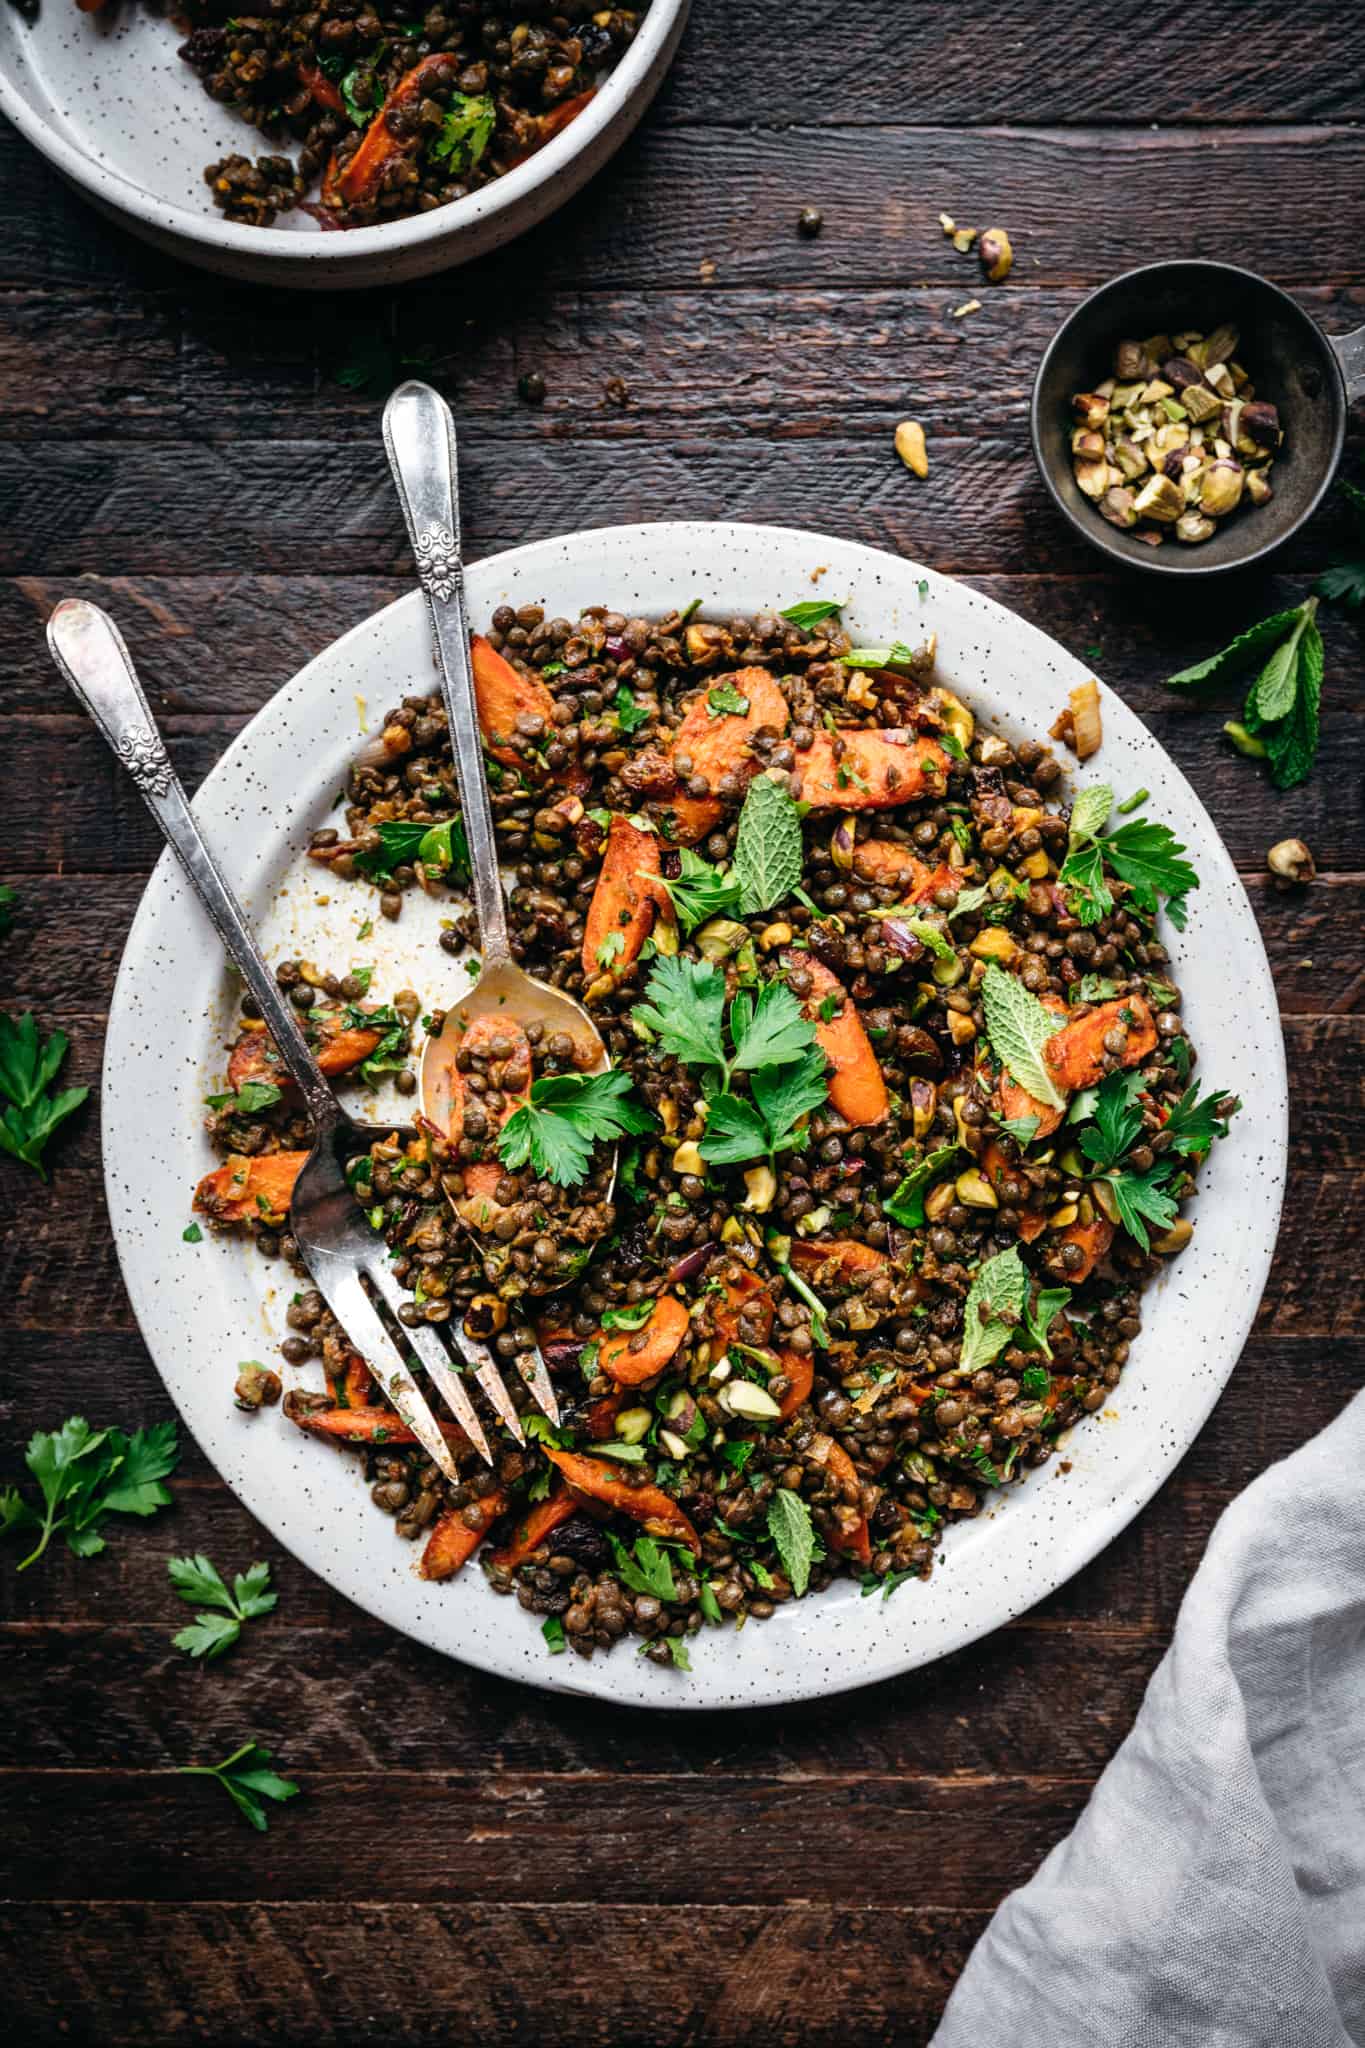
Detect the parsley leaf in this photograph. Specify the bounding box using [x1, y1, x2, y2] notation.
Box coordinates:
[1078, 1068, 1147, 1172]
[180, 1740, 299, 1833]
[729, 980, 818, 1076]
[730, 773, 804, 917]
[654, 850, 742, 935]
[636, 956, 729, 1076]
[1162, 1082, 1240, 1157]
[1058, 791, 1198, 927]
[885, 1143, 961, 1228]
[980, 965, 1066, 1111]
[612, 685, 652, 736]
[0, 883, 16, 936]
[707, 679, 751, 718]
[781, 598, 845, 629]
[497, 1069, 654, 1189]
[352, 820, 433, 879]
[607, 1532, 677, 1600]
[749, 1049, 830, 1154]
[1100, 1164, 1179, 1251]
[169, 1554, 277, 1662]
[767, 1488, 817, 1597]
[3, 1416, 178, 1570]
[431, 91, 495, 170]
[959, 1246, 1028, 1373]
[1019, 1363, 1052, 1399]
[0, 1012, 89, 1179]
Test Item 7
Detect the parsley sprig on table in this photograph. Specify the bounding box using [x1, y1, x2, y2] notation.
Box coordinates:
[635, 957, 828, 1168]
[2, 1417, 179, 1569]
[1056, 786, 1199, 930]
[168, 1554, 278, 1661]
[180, 1741, 299, 1832]
[497, 1069, 654, 1190]
[0, 1012, 89, 1178]
[1165, 597, 1325, 790]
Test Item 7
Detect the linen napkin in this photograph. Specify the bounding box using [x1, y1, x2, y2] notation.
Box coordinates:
[934, 1390, 1365, 2047]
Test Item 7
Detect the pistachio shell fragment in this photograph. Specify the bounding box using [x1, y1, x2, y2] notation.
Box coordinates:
[895, 420, 929, 478]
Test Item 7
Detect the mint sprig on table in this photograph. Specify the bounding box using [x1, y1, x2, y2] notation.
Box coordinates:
[0, 1012, 89, 1179]
[497, 1069, 654, 1189]
[1, 1417, 179, 1569]
[168, 1553, 278, 1661]
[1166, 597, 1324, 790]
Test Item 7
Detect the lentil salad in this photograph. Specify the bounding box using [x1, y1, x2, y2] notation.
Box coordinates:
[191, 600, 1238, 1668]
[76, 2, 649, 229]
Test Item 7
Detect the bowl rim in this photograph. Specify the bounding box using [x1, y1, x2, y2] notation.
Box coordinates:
[98, 516, 1288, 1710]
[1030, 258, 1346, 578]
[0, 0, 687, 267]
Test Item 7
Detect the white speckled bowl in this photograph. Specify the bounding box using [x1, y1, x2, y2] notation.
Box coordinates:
[101, 521, 1287, 1708]
[0, 0, 689, 288]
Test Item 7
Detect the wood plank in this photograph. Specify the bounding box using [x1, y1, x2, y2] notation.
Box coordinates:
[0, 1901, 980, 2048]
[4, 120, 1365, 295]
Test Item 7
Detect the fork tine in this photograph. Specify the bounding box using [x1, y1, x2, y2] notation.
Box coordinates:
[320, 1269, 461, 1485]
[444, 1321, 528, 1445]
[516, 1342, 561, 1428]
[363, 1258, 494, 1466]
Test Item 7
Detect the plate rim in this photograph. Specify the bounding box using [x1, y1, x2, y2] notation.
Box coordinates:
[101, 518, 1288, 1710]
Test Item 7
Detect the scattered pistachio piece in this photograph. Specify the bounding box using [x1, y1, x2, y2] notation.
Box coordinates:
[894, 419, 929, 478]
[952, 299, 982, 319]
[1266, 838, 1315, 887]
[978, 226, 1013, 282]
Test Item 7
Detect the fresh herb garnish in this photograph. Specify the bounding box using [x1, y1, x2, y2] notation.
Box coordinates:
[702, 1048, 829, 1168]
[2, 1417, 178, 1569]
[497, 1069, 654, 1189]
[841, 642, 920, 671]
[542, 1616, 567, 1653]
[1097, 1163, 1179, 1252]
[654, 850, 743, 935]
[885, 1143, 961, 1228]
[180, 1740, 299, 1833]
[600, 1298, 655, 1333]
[1165, 597, 1324, 791]
[980, 965, 1066, 1111]
[766, 1232, 830, 1348]
[730, 773, 804, 917]
[1161, 1081, 1241, 1157]
[766, 1487, 817, 1597]
[611, 685, 652, 736]
[205, 1080, 283, 1116]
[994, 1114, 1040, 1146]
[431, 91, 495, 170]
[607, 1531, 677, 1600]
[1021, 1287, 1071, 1359]
[584, 1440, 647, 1465]
[0, 1012, 89, 1178]
[182, 1222, 204, 1243]
[707, 679, 751, 718]
[958, 1245, 1027, 1373]
[352, 820, 432, 878]
[1019, 1363, 1052, 1399]
[168, 1554, 277, 1662]
[780, 598, 844, 629]
[1077, 1068, 1148, 1173]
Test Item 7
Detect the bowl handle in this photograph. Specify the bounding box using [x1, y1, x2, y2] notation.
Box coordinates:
[1332, 325, 1365, 403]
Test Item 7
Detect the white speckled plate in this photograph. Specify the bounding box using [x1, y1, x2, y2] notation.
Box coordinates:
[0, 0, 689, 288]
[102, 521, 1287, 1709]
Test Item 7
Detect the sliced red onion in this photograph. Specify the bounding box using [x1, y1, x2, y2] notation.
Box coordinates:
[669, 1241, 717, 1286]
[604, 633, 629, 662]
[539, 1339, 584, 1372]
[880, 919, 927, 961]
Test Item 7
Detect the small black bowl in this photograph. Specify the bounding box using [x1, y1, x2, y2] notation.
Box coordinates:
[1031, 259, 1365, 577]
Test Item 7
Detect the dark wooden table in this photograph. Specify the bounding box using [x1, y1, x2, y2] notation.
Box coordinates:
[2, 5, 1362, 2041]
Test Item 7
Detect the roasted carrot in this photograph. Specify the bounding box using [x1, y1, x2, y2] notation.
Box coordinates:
[1043, 996, 1158, 1094]
[795, 730, 950, 811]
[708, 1264, 775, 1350]
[323, 53, 456, 209]
[788, 952, 888, 1127]
[1044, 1216, 1114, 1284]
[581, 816, 665, 983]
[850, 840, 956, 903]
[545, 1448, 700, 1551]
[490, 1489, 578, 1571]
[342, 1352, 374, 1408]
[298, 60, 346, 115]
[775, 1348, 814, 1420]
[226, 1012, 383, 1095]
[193, 1150, 306, 1225]
[468, 633, 558, 771]
[584, 1389, 627, 1441]
[507, 87, 596, 165]
[790, 1239, 890, 1288]
[599, 1294, 691, 1388]
[288, 1405, 472, 1450]
[808, 1434, 871, 1565]
[420, 1490, 509, 1581]
[663, 669, 790, 844]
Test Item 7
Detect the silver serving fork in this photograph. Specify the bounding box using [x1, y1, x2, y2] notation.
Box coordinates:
[46, 598, 554, 1470]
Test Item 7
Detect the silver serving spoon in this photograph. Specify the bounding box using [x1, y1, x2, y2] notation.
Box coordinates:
[382, 382, 615, 1306]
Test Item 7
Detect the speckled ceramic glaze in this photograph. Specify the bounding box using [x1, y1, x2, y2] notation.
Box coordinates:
[0, 0, 689, 288]
[102, 522, 1288, 1708]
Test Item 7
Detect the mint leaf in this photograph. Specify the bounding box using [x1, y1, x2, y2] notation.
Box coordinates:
[980, 965, 1066, 1111]
[1068, 784, 1114, 846]
[731, 774, 804, 918]
[1165, 608, 1306, 689]
[767, 1488, 817, 1597]
[781, 599, 844, 629]
[959, 1246, 1028, 1373]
